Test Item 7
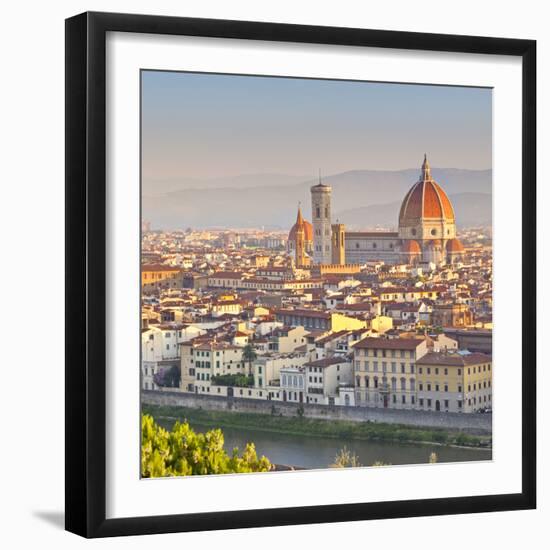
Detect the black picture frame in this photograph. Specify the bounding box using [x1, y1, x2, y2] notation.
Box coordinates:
[65, 11, 536, 538]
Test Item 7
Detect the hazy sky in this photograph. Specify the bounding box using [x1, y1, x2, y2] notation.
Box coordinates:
[142, 70, 492, 181]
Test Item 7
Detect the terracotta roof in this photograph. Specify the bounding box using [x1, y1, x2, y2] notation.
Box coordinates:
[288, 206, 313, 242]
[142, 264, 180, 272]
[354, 337, 425, 350]
[417, 351, 491, 366]
[399, 158, 455, 222]
[446, 238, 465, 252]
[304, 356, 350, 368]
[275, 308, 331, 319]
[401, 240, 422, 254]
[315, 330, 350, 344]
[209, 271, 243, 279]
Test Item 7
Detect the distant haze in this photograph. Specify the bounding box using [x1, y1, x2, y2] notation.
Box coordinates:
[142, 168, 492, 230]
[142, 71, 492, 229]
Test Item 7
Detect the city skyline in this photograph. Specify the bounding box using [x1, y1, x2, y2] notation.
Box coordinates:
[142, 71, 492, 187]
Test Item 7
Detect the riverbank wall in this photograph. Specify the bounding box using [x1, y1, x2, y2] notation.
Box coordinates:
[142, 390, 492, 435]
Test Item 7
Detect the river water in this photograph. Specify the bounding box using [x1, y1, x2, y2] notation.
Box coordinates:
[157, 418, 491, 469]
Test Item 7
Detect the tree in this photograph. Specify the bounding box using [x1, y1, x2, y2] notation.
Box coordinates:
[141, 414, 271, 477]
[241, 343, 258, 376]
[153, 365, 181, 388]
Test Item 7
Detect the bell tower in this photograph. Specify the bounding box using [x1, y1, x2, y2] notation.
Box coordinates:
[311, 173, 332, 264]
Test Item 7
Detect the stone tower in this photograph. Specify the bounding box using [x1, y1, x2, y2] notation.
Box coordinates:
[311, 176, 332, 264]
[294, 205, 307, 267]
[331, 223, 346, 265]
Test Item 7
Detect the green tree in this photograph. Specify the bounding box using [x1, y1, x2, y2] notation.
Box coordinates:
[141, 414, 271, 477]
[210, 374, 254, 387]
[241, 343, 258, 376]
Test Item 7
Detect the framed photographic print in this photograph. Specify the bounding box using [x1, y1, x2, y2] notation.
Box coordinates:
[65, 11, 536, 538]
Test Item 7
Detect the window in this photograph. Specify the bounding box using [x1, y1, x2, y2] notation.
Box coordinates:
[419, 398, 424, 406]
[316, 207, 320, 218]
[444, 384, 448, 392]
[427, 399, 432, 408]
[435, 368, 439, 375]
[458, 385, 462, 392]
[444, 400, 449, 409]
[427, 384, 431, 391]
[435, 384, 439, 392]
[419, 383, 423, 391]
[402, 395, 406, 404]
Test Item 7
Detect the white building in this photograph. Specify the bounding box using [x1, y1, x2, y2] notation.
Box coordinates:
[304, 356, 353, 405]
[141, 324, 205, 390]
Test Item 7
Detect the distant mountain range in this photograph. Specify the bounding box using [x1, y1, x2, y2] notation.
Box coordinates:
[142, 168, 492, 230]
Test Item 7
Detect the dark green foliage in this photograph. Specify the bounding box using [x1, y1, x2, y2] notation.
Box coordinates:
[210, 374, 254, 387]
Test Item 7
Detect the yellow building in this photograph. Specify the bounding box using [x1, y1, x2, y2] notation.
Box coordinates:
[275, 308, 367, 332]
[416, 351, 492, 413]
[352, 337, 429, 409]
[369, 315, 393, 334]
[141, 264, 181, 287]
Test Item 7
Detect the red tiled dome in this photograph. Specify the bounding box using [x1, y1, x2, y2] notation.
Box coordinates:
[288, 207, 313, 242]
[401, 240, 421, 254]
[446, 238, 464, 252]
[399, 156, 455, 223]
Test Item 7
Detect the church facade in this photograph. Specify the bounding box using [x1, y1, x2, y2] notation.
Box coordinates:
[288, 156, 464, 267]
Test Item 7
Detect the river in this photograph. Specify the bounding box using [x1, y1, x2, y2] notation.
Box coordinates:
[157, 418, 491, 469]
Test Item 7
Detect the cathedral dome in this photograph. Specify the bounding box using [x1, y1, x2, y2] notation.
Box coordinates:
[399, 155, 455, 224]
[401, 240, 421, 254]
[446, 238, 464, 253]
[288, 207, 313, 242]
